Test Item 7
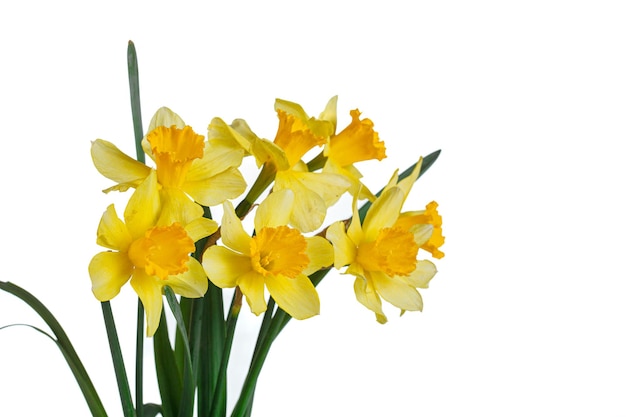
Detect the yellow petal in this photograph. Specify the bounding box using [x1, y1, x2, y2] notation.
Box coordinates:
[166, 258, 208, 298]
[369, 271, 423, 312]
[221, 200, 252, 255]
[323, 160, 375, 201]
[184, 167, 246, 207]
[124, 170, 160, 239]
[208, 117, 252, 154]
[273, 172, 326, 232]
[202, 246, 251, 288]
[250, 137, 290, 169]
[238, 270, 267, 315]
[396, 158, 422, 204]
[274, 99, 335, 139]
[325, 221, 356, 269]
[157, 188, 204, 226]
[362, 187, 404, 242]
[353, 275, 387, 323]
[91, 139, 151, 190]
[147, 106, 186, 131]
[130, 269, 164, 337]
[184, 217, 219, 243]
[210, 118, 289, 169]
[302, 236, 334, 275]
[89, 251, 133, 301]
[265, 273, 320, 319]
[287, 168, 351, 207]
[346, 192, 364, 246]
[96, 204, 133, 251]
[142, 107, 187, 160]
[254, 189, 294, 231]
[318, 95, 338, 130]
[406, 260, 437, 288]
[193, 140, 245, 177]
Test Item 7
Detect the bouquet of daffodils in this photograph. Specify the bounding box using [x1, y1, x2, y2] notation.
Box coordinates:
[0, 42, 444, 417]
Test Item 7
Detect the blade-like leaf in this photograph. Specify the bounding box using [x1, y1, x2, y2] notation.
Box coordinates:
[127, 40, 145, 164]
[153, 310, 181, 417]
[101, 301, 136, 417]
[0, 281, 108, 417]
[164, 287, 195, 417]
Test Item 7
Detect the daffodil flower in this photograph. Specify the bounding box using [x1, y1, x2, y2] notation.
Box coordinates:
[278, 96, 386, 207]
[91, 107, 247, 225]
[271, 101, 352, 232]
[88, 171, 218, 336]
[320, 98, 386, 201]
[326, 160, 443, 323]
[202, 189, 334, 319]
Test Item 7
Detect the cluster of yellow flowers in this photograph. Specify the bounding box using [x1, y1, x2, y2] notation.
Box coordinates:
[89, 97, 444, 336]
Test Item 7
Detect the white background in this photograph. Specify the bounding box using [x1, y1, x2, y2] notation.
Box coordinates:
[1, 1, 625, 416]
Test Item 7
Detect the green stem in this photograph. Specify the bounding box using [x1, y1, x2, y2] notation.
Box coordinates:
[305, 150, 326, 172]
[235, 164, 276, 218]
[101, 301, 136, 417]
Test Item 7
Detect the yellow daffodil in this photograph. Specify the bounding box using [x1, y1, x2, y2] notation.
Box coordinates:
[91, 107, 247, 225]
[88, 171, 218, 336]
[320, 97, 386, 201]
[271, 100, 352, 232]
[326, 160, 444, 323]
[202, 189, 334, 319]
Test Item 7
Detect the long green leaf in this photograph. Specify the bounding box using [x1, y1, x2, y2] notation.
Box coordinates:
[0, 281, 108, 417]
[102, 301, 136, 417]
[127, 40, 146, 417]
[198, 281, 225, 416]
[164, 287, 195, 417]
[154, 310, 182, 417]
[127, 40, 145, 164]
[210, 289, 242, 417]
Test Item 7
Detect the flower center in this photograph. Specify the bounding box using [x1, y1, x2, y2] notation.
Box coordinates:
[147, 125, 205, 188]
[250, 226, 309, 278]
[356, 227, 417, 276]
[128, 223, 195, 279]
